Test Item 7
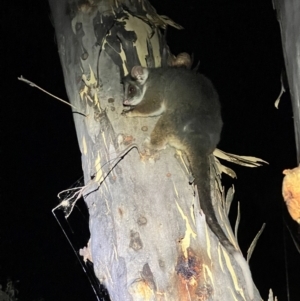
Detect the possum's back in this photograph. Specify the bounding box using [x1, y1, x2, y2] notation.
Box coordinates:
[148, 67, 223, 148]
[149, 68, 220, 113]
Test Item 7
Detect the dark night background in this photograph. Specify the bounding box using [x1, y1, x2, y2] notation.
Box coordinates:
[2, 0, 300, 300]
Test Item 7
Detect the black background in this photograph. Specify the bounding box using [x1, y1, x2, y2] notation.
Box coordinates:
[2, 0, 299, 300]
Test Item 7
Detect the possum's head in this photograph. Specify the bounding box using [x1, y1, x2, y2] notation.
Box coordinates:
[123, 66, 149, 106]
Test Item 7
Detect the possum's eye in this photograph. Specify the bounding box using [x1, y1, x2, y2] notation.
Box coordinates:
[128, 84, 136, 96]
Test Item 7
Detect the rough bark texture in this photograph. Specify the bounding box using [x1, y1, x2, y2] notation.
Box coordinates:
[274, 0, 300, 164]
[49, 0, 259, 300]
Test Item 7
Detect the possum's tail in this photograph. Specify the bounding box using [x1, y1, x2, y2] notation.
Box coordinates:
[190, 152, 254, 300]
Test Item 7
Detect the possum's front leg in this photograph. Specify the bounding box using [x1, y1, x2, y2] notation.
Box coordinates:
[122, 99, 166, 118]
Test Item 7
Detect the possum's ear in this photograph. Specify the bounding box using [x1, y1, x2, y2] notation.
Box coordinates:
[131, 66, 149, 85]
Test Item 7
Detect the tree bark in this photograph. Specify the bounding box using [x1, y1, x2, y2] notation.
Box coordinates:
[273, 0, 300, 164]
[49, 1, 259, 300]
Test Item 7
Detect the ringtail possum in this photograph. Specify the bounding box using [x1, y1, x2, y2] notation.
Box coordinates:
[122, 66, 254, 300]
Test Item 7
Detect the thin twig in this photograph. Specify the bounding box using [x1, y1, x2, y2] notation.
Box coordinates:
[54, 144, 140, 218]
[18, 75, 78, 110]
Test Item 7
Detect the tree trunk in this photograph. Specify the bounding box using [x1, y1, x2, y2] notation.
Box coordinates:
[273, 0, 300, 164]
[49, 1, 259, 300]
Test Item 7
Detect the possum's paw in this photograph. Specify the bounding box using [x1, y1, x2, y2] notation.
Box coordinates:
[121, 109, 131, 116]
[142, 137, 155, 155]
[188, 175, 195, 184]
[143, 137, 152, 149]
[141, 138, 161, 157]
[143, 137, 167, 151]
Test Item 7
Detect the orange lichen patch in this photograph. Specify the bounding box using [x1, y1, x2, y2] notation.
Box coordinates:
[175, 248, 203, 300]
[282, 166, 300, 224]
[176, 278, 197, 301]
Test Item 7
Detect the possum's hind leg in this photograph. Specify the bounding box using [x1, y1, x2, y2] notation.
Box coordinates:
[144, 116, 173, 151]
[173, 151, 195, 184]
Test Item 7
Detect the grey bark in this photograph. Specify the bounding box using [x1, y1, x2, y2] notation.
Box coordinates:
[273, 0, 300, 164]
